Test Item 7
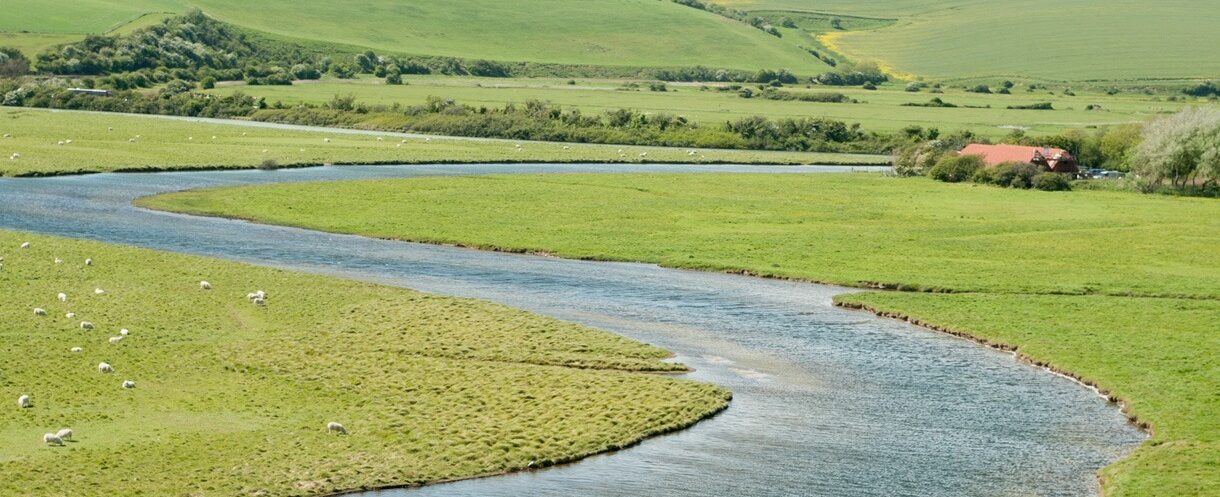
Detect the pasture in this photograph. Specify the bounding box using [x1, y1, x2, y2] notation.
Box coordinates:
[0, 109, 884, 177]
[204, 76, 1210, 137]
[0, 0, 826, 73]
[0, 230, 730, 496]
[139, 172, 1220, 497]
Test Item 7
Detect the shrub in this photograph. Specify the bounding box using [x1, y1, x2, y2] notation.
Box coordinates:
[970, 166, 996, 184]
[200, 76, 216, 89]
[928, 155, 984, 183]
[0, 47, 30, 77]
[992, 162, 1043, 188]
[1032, 172, 1072, 191]
[966, 84, 992, 94]
[258, 159, 279, 170]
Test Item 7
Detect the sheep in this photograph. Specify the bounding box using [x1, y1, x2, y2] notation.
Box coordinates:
[65, 312, 75, 319]
[211, 136, 217, 140]
[563, 146, 570, 150]
[43, 433, 64, 446]
[188, 136, 193, 141]
[57, 141, 64, 146]
[80, 321, 94, 330]
[58, 292, 67, 302]
[56, 428, 73, 441]
[262, 149, 269, 153]
[376, 136, 384, 141]
[128, 138, 136, 143]
[108, 336, 123, 344]
[121, 380, 135, 389]
[65, 139, 72, 144]
[98, 362, 114, 373]
[9, 153, 19, 160]
[324, 138, 331, 143]
[639, 152, 648, 158]
[18, 395, 30, 408]
[253, 297, 266, 306]
[107, 127, 113, 131]
[94, 288, 105, 295]
[85, 258, 93, 266]
[54, 257, 62, 264]
[200, 281, 212, 290]
[34, 308, 46, 316]
[20, 242, 30, 249]
[326, 422, 347, 435]
[120, 328, 129, 336]
[70, 347, 82, 353]
[424, 137, 432, 142]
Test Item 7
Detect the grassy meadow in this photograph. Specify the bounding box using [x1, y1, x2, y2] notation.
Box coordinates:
[0, 0, 826, 72]
[207, 75, 1212, 137]
[0, 109, 885, 177]
[0, 229, 730, 496]
[139, 173, 1220, 497]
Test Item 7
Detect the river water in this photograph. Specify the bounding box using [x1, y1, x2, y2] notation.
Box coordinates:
[0, 164, 1143, 497]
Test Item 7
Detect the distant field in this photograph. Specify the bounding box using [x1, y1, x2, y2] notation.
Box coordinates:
[140, 172, 1220, 497]
[0, 109, 885, 177]
[0, 0, 827, 72]
[718, 0, 1220, 82]
[0, 230, 729, 496]
[207, 76, 1206, 137]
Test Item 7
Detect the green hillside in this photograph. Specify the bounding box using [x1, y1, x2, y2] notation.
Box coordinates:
[0, 0, 828, 73]
[719, 0, 1220, 82]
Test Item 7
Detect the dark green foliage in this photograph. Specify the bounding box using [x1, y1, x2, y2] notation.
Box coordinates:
[814, 62, 887, 86]
[966, 84, 992, 94]
[200, 76, 216, 89]
[670, 0, 782, 38]
[1007, 102, 1054, 110]
[0, 47, 30, 77]
[758, 90, 854, 103]
[902, 97, 956, 108]
[1182, 81, 1218, 97]
[1032, 172, 1072, 191]
[989, 162, 1043, 188]
[928, 154, 984, 182]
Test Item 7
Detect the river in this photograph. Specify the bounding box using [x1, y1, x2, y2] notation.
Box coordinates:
[0, 164, 1143, 497]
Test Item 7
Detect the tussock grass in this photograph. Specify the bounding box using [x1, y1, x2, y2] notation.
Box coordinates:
[0, 108, 883, 177]
[141, 172, 1220, 496]
[0, 230, 729, 496]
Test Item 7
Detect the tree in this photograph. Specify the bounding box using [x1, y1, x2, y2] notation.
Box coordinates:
[1098, 124, 1141, 171]
[893, 140, 954, 177]
[1132, 108, 1220, 189]
[929, 155, 984, 183]
[0, 47, 30, 77]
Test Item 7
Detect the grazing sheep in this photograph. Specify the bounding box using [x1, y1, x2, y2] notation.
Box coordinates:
[58, 292, 67, 302]
[54, 257, 62, 264]
[108, 336, 123, 344]
[120, 328, 129, 336]
[377, 136, 384, 141]
[21, 242, 30, 249]
[18, 395, 30, 408]
[200, 281, 212, 290]
[253, 297, 266, 306]
[121, 380, 135, 389]
[57, 141, 64, 146]
[98, 362, 114, 373]
[128, 138, 136, 143]
[94, 288, 104, 295]
[563, 146, 570, 150]
[34, 308, 46, 316]
[425, 137, 431, 142]
[324, 138, 331, 143]
[65, 139, 72, 144]
[80, 321, 94, 330]
[326, 422, 347, 435]
[56, 428, 73, 441]
[188, 136, 193, 141]
[70, 347, 82, 353]
[211, 136, 217, 140]
[43, 433, 64, 446]
[65, 312, 75, 319]
[639, 152, 648, 158]
[108, 127, 113, 131]
[85, 258, 93, 266]
[262, 149, 269, 153]
[10, 153, 19, 160]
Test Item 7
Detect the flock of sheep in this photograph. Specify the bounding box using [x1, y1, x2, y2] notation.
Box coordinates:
[10, 241, 347, 449]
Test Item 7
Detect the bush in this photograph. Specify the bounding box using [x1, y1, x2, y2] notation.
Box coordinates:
[928, 155, 984, 183]
[970, 166, 996, 184]
[0, 47, 30, 77]
[258, 159, 280, 170]
[1032, 172, 1072, 191]
[992, 162, 1043, 188]
[200, 76, 216, 89]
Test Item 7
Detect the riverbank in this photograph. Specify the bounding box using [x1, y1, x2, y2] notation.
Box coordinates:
[137, 172, 1220, 497]
[0, 108, 888, 177]
[0, 230, 730, 497]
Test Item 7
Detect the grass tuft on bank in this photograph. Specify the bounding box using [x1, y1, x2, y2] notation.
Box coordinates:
[0, 230, 729, 496]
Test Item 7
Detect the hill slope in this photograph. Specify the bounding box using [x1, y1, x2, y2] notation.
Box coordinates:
[0, 0, 828, 73]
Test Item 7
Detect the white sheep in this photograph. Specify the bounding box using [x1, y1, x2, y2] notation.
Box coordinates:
[54, 257, 62, 264]
[326, 422, 347, 434]
[324, 138, 331, 143]
[80, 321, 94, 330]
[18, 395, 30, 408]
[56, 428, 73, 441]
[57, 141, 64, 146]
[200, 281, 212, 290]
[188, 136, 193, 141]
[65, 312, 75, 319]
[34, 308, 46, 316]
[43, 433, 64, 446]
[20, 242, 30, 249]
[65, 139, 72, 144]
[70, 347, 82, 353]
[98, 362, 114, 373]
[639, 152, 648, 158]
[128, 138, 136, 143]
[94, 288, 105, 295]
[120, 328, 129, 336]
[425, 137, 432, 142]
[211, 136, 217, 140]
[10, 153, 19, 160]
[58, 292, 67, 302]
[563, 146, 570, 150]
[108, 336, 123, 344]
[377, 136, 384, 141]
[121, 380, 135, 389]
[85, 258, 93, 266]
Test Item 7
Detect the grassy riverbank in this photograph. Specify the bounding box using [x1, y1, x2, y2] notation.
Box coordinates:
[139, 173, 1220, 497]
[0, 109, 885, 176]
[0, 230, 730, 497]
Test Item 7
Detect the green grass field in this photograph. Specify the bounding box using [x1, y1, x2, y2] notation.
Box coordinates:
[721, 0, 1220, 82]
[0, 0, 826, 73]
[0, 229, 730, 496]
[138, 173, 1220, 497]
[206, 75, 1214, 137]
[0, 109, 885, 177]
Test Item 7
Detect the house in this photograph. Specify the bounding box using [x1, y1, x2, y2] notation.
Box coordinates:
[958, 143, 1078, 174]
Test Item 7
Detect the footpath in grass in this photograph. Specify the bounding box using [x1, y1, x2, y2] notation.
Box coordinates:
[0, 108, 886, 177]
[140, 172, 1220, 497]
[0, 230, 729, 497]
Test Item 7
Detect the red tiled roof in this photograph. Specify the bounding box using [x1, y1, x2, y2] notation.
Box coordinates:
[958, 144, 1070, 166]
